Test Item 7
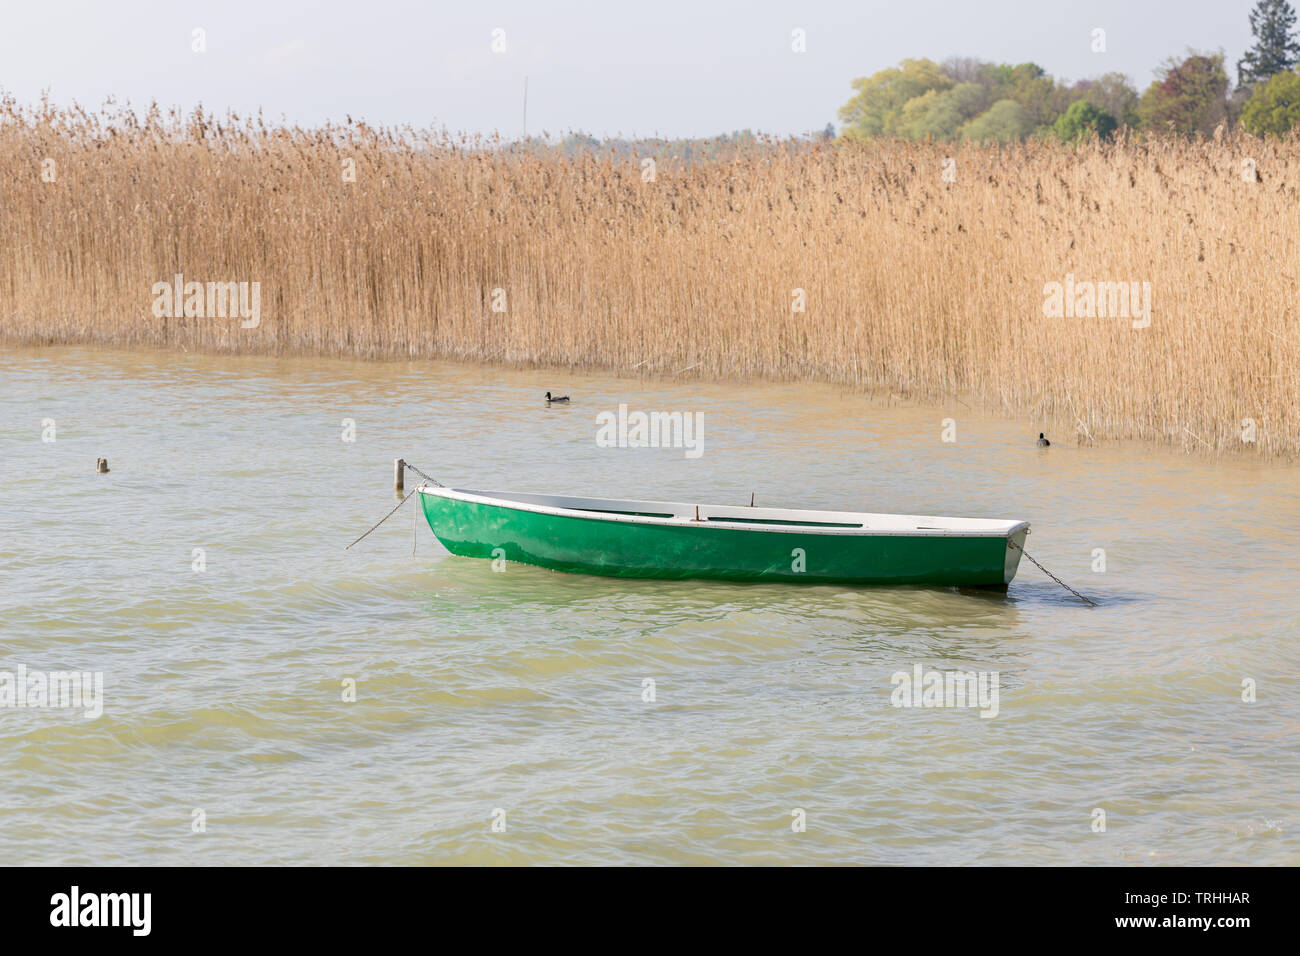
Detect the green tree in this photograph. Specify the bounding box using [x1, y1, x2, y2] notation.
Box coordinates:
[1075, 73, 1141, 128]
[899, 83, 990, 139]
[1241, 69, 1300, 134]
[958, 100, 1035, 142]
[1138, 53, 1230, 136]
[1053, 99, 1119, 142]
[1237, 0, 1300, 86]
[941, 58, 1090, 133]
[987, 62, 1059, 128]
[838, 58, 951, 138]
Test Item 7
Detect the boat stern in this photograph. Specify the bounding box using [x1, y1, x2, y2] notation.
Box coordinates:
[1003, 523, 1031, 584]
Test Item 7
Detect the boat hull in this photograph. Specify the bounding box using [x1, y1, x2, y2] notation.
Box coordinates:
[419, 490, 1027, 587]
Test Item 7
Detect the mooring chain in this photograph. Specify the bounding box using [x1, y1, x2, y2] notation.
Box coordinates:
[1008, 539, 1097, 607]
[346, 461, 449, 550]
[345, 488, 418, 550]
[402, 462, 445, 487]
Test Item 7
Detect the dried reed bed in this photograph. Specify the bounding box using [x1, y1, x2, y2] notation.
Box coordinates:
[3, 99, 1298, 455]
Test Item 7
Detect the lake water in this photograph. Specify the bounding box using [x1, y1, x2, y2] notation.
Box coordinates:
[1, 347, 1296, 865]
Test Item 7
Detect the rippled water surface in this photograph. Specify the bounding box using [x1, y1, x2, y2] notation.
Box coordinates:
[1, 347, 1297, 865]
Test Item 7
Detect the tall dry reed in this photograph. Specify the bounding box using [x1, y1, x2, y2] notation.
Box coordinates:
[3, 98, 1298, 455]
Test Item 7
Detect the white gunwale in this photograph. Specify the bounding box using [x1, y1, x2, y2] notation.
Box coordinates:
[417, 485, 1030, 538]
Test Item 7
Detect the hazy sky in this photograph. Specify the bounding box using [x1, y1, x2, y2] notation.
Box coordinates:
[0, 1, 1258, 137]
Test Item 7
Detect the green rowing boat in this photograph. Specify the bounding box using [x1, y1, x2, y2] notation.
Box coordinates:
[417, 486, 1030, 587]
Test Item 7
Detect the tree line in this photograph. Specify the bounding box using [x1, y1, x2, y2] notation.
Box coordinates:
[838, 0, 1300, 141]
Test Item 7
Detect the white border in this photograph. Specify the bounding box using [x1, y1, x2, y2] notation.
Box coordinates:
[416, 485, 1030, 539]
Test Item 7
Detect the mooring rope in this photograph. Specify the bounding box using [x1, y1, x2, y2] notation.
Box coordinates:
[1008, 539, 1097, 607]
